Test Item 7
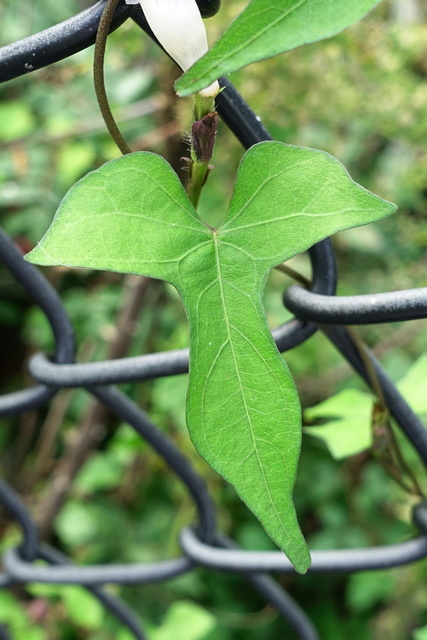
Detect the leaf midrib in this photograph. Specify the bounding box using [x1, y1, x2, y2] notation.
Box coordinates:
[213, 234, 282, 524]
[220, 0, 307, 61]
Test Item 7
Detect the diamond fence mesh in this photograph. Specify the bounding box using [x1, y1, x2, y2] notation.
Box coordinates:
[1, 2, 427, 639]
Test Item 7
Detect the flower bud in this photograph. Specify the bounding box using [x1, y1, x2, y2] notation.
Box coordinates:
[192, 111, 218, 162]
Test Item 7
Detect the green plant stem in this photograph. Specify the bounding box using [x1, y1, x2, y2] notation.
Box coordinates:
[93, 0, 131, 155]
[346, 327, 386, 407]
[187, 160, 210, 209]
[187, 93, 216, 209]
[194, 93, 215, 121]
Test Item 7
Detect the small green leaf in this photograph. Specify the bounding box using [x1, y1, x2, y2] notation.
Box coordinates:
[54, 501, 99, 548]
[413, 625, 427, 640]
[176, 0, 384, 96]
[26, 584, 62, 599]
[304, 389, 373, 459]
[0, 590, 28, 627]
[62, 586, 104, 629]
[0, 100, 36, 141]
[397, 355, 427, 415]
[75, 451, 125, 493]
[152, 601, 216, 640]
[26, 143, 396, 573]
[23, 629, 46, 640]
[347, 570, 394, 613]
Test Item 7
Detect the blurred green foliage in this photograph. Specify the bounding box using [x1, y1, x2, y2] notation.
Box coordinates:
[1, 0, 427, 638]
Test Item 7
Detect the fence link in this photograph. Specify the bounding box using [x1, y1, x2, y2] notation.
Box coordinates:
[1, 2, 427, 639]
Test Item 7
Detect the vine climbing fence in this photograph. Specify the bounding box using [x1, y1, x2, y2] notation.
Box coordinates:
[1, 2, 427, 639]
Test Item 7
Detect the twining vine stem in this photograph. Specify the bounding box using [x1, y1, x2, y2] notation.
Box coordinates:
[94, 0, 132, 155]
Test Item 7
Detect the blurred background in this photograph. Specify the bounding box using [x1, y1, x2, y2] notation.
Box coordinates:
[0, 0, 427, 638]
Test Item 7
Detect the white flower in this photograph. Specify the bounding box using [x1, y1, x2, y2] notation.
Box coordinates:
[129, 0, 219, 97]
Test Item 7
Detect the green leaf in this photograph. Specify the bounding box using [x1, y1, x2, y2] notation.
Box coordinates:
[397, 355, 427, 415]
[23, 629, 46, 640]
[27, 584, 63, 599]
[0, 100, 36, 141]
[26, 143, 396, 573]
[151, 601, 216, 640]
[62, 586, 104, 630]
[346, 570, 394, 613]
[305, 357, 427, 461]
[413, 625, 427, 640]
[26, 153, 210, 280]
[304, 389, 373, 459]
[74, 451, 126, 493]
[54, 501, 99, 548]
[0, 590, 29, 628]
[176, 0, 384, 96]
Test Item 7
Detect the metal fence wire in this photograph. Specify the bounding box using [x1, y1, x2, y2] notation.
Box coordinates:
[1, 2, 427, 639]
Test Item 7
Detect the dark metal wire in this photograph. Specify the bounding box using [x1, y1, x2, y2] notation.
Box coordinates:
[0, 481, 147, 639]
[322, 325, 427, 465]
[0, 1, 133, 84]
[284, 285, 427, 324]
[39, 544, 148, 640]
[214, 532, 321, 640]
[0, 229, 74, 416]
[1, 3, 426, 640]
[180, 525, 427, 573]
[0, 626, 11, 640]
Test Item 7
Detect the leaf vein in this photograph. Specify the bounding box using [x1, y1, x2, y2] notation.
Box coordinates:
[213, 235, 283, 524]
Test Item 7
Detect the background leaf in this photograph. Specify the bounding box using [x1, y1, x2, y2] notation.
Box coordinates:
[397, 355, 427, 415]
[176, 0, 384, 96]
[304, 389, 373, 459]
[413, 626, 427, 640]
[61, 587, 104, 630]
[346, 570, 394, 613]
[151, 601, 216, 640]
[0, 100, 36, 141]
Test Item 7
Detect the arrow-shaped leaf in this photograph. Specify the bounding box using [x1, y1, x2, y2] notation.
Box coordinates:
[26, 142, 396, 573]
[176, 0, 384, 96]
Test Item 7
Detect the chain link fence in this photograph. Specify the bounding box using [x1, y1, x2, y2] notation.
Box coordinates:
[1, 2, 427, 638]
